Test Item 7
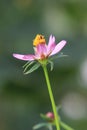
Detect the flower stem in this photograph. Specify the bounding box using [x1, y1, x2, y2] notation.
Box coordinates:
[42, 65, 60, 130]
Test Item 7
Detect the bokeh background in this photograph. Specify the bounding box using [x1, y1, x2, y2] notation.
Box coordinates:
[0, 0, 87, 130]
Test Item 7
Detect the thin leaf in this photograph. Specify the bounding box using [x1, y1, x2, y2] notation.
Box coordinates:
[60, 121, 74, 130]
[24, 63, 40, 74]
[47, 125, 53, 130]
[56, 105, 61, 112]
[23, 61, 35, 73]
[33, 123, 49, 130]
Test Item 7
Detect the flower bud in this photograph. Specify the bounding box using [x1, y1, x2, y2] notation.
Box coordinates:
[46, 112, 54, 122]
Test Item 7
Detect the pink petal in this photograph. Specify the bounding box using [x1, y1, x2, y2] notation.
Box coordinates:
[50, 40, 67, 56]
[47, 35, 56, 53]
[13, 54, 35, 61]
[48, 35, 55, 46]
[36, 44, 47, 57]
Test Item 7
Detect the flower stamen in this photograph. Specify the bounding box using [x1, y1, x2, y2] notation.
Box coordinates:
[33, 34, 46, 46]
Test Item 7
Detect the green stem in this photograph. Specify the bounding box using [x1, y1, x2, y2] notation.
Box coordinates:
[42, 65, 60, 130]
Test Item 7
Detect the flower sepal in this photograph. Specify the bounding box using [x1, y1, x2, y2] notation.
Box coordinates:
[49, 52, 68, 61]
[23, 61, 40, 74]
[40, 113, 55, 123]
[48, 60, 54, 71]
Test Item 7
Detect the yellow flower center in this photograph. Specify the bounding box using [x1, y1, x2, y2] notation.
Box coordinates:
[33, 34, 46, 46]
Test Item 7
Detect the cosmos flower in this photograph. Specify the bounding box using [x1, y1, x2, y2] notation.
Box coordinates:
[13, 34, 66, 62]
[13, 34, 67, 74]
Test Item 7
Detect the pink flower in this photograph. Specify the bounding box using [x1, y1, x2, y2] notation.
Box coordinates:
[13, 34, 66, 62]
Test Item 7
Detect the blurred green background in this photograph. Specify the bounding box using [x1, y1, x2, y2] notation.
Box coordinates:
[0, 0, 87, 130]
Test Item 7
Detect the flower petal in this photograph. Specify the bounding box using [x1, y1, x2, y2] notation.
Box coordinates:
[13, 54, 35, 61]
[48, 35, 55, 46]
[36, 44, 47, 57]
[50, 40, 67, 56]
[47, 35, 56, 53]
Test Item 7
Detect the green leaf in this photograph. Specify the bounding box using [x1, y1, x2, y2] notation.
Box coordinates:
[47, 125, 53, 130]
[24, 62, 40, 74]
[60, 121, 74, 130]
[33, 122, 49, 130]
[56, 105, 61, 112]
